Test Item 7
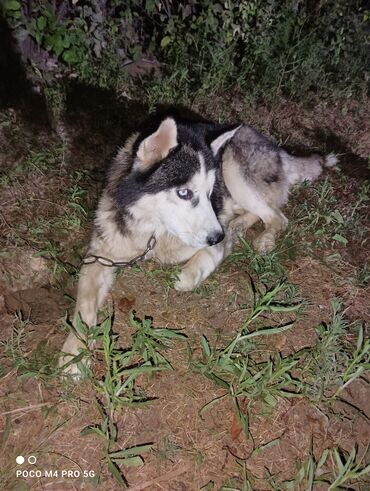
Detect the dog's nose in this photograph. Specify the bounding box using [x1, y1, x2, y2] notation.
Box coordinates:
[207, 231, 225, 246]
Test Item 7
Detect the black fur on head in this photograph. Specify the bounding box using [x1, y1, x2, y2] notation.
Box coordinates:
[112, 118, 222, 210]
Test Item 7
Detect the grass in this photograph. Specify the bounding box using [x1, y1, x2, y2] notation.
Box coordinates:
[194, 278, 220, 299]
[192, 284, 369, 486]
[355, 264, 370, 286]
[281, 444, 370, 490]
[327, 447, 370, 490]
[219, 457, 254, 491]
[226, 175, 369, 297]
[27, 178, 88, 279]
[1, 142, 90, 285]
[130, 263, 180, 290]
[26, 172, 88, 240]
[4, 1, 369, 113]
[130, 312, 187, 369]
[292, 178, 369, 250]
[63, 312, 186, 487]
[2, 293, 366, 491]
[192, 282, 303, 436]
[0, 146, 66, 187]
[1, 309, 186, 487]
[198, 444, 370, 490]
[1, 313, 60, 381]
[226, 237, 288, 285]
[297, 298, 370, 404]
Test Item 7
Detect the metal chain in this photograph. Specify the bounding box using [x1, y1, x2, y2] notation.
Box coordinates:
[80, 234, 156, 268]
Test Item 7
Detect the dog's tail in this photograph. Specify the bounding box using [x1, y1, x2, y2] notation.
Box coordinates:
[281, 151, 338, 186]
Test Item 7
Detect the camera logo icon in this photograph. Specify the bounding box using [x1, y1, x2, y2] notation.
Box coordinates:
[16, 455, 37, 465]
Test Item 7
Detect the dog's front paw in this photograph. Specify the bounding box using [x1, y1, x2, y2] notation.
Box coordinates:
[174, 268, 201, 291]
[253, 233, 276, 254]
[58, 333, 87, 379]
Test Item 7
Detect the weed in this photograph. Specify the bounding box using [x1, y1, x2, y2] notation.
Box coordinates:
[194, 287, 369, 448]
[45, 84, 67, 122]
[327, 447, 370, 490]
[227, 237, 288, 285]
[299, 298, 369, 403]
[0, 145, 66, 186]
[283, 445, 370, 490]
[7, 167, 90, 282]
[63, 313, 186, 486]
[220, 456, 255, 490]
[130, 312, 187, 369]
[1, 313, 60, 380]
[130, 263, 180, 290]
[54, 176, 88, 231]
[192, 282, 302, 436]
[332, 323, 370, 399]
[1, 313, 27, 366]
[194, 279, 219, 299]
[354, 264, 370, 286]
[155, 437, 182, 462]
[21, 238, 75, 286]
[292, 178, 369, 250]
[4, 2, 368, 107]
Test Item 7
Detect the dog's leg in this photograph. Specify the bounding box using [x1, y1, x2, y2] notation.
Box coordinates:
[174, 243, 225, 291]
[253, 208, 288, 253]
[227, 210, 286, 253]
[74, 261, 116, 326]
[59, 259, 115, 376]
[225, 191, 287, 254]
[223, 157, 288, 254]
[228, 212, 260, 236]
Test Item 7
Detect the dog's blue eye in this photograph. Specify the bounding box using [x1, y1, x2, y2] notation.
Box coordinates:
[176, 189, 193, 200]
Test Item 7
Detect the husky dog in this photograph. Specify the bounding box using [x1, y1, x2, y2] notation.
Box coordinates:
[59, 117, 336, 375]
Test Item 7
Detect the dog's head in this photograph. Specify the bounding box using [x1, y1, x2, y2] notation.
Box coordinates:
[117, 118, 239, 249]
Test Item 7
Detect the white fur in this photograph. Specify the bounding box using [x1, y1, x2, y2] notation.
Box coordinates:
[222, 149, 288, 253]
[129, 153, 222, 249]
[223, 155, 275, 222]
[324, 153, 338, 167]
[174, 243, 225, 291]
[211, 125, 241, 155]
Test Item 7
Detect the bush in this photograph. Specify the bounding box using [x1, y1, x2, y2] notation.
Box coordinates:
[2, 0, 369, 104]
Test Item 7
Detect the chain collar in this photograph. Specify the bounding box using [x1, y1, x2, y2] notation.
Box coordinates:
[81, 234, 156, 268]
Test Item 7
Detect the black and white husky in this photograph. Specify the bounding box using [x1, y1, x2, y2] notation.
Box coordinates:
[60, 117, 336, 375]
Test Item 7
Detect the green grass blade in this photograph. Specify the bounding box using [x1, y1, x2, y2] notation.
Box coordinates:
[107, 456, 128, 488]
[109, 443, 153, 459]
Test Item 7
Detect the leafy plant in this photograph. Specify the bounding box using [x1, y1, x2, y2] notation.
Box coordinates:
[227, 237, 288, 285]
[192, 282, 302, 436]
[299, 298, 369, 403]
[130, 312, 187, 369]
[65, 313, 186, 486]
[283, 445, 370, 490]
[292, 179, 369, 250]
[2, 1, 369, 107]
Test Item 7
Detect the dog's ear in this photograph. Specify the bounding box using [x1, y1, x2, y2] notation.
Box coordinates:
[135, 118, 178, 169]
[210, 125, 241, 156]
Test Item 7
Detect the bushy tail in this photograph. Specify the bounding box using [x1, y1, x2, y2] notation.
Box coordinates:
[323, 153, 338, 168]
[281, 151, 338, 186]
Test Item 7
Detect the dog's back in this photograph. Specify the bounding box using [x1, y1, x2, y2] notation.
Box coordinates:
[221, 124, 337, 252]
[223, 124, 337, 210]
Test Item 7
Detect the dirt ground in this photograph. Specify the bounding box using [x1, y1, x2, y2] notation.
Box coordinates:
[0, 85, 369, 490]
